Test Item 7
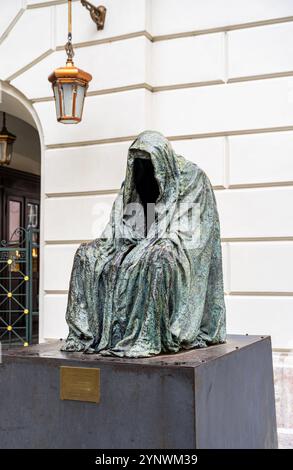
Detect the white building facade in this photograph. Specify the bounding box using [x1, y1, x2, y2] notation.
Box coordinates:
[1, 0, 293, 446]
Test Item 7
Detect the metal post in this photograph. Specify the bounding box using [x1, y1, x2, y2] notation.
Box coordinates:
[26, 228, 33, 344]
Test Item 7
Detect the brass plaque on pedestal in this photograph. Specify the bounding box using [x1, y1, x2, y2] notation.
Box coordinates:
[60, 366, 100, 403]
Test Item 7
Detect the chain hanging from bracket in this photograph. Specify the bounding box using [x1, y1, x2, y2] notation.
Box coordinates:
[65, 0, 75, 63]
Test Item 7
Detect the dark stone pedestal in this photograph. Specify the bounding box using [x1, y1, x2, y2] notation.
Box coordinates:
[0, 335, 277, 449]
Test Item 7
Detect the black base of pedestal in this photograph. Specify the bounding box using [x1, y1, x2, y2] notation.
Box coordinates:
[0, 335, 277, 449]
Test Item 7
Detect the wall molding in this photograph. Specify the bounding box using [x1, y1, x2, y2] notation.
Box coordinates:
[228, 70, 293, 84]
[152, 80, 225, 92]
[222, 237, 293, 242]
[273, 349, 293, 354]
[32, 80, 226, 103]
[29, 70, 293, 104]
[44, 289, 293, 297]
[152, 16, 293, 42]
[25, 0, 293, 38]
[45, 240, 91, 245]
[229, 181, 293, 189]
[45, 185, 226, 199]
[7, 49, 54, 83]
[56, 31, 152, 51]
[46, 135, 136, 149]
[27, 0, 78, 9]
[46, 189, 119, 198]
[229, 291, 293, 297]
[45, 125, 293, 150]
[44, 181, 293, 199]
[0, 5, 26, 46]
[32, 83, 153, 103]
[44, 290, 69, 294]
[167, 126, 293, 141]
[3, 6, 293, 94]
[44, 237, 293, 245]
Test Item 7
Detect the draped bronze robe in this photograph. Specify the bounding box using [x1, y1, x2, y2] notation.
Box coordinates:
[62, 130, 226, 357]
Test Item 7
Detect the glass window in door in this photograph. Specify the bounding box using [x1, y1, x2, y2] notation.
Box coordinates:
[27, 203, 39, 229]
[8, 200, 21, 243]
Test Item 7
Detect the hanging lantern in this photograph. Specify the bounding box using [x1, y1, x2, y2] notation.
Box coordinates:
[48, 0, 92, 124]
[0, 112, 16, 166]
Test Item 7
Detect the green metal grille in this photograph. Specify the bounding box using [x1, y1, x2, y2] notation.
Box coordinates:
[0, 228, 39, 347]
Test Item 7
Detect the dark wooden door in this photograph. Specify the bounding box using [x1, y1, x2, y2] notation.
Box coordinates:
[0, 167, 40, 344]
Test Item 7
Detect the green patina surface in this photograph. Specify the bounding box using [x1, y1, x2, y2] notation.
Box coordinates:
[62, 131, 226, 357]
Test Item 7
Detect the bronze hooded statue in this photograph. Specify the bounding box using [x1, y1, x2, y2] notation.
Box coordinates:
[62, 130, 226, 357]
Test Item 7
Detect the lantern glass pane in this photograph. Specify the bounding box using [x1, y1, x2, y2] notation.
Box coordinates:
[53, 84, 61, 119]
[7, 142, 13, 164]
[62, 83, 74, 117]
[75, 85, 86, 119]
[9, 201, 21, 241]
[0, 141, 5, 164]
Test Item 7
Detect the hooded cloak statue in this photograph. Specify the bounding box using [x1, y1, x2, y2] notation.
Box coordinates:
[62, 130, 226, 357]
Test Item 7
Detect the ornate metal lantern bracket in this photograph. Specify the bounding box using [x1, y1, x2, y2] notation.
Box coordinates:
[80, 1, 107, 30]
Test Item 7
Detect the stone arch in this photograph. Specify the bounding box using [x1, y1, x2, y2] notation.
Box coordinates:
[0, 79, 45, 342]
[0, 81, 44, 143]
